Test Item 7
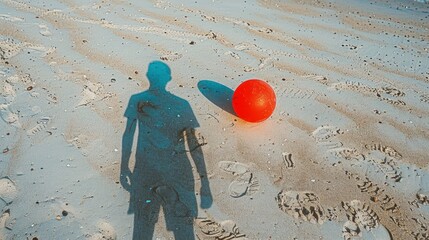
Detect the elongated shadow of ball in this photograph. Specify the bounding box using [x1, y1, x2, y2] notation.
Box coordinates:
[198, 80, 236, 116]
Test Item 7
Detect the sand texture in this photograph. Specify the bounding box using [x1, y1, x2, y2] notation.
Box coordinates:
[1, 0, 429, 239]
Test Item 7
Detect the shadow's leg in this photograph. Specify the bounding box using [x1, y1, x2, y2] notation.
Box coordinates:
[133, 193, 160, 240]
[172, 224, 195, 240]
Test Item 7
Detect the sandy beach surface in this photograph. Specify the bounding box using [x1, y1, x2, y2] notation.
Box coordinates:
[1, 0, 429, 239]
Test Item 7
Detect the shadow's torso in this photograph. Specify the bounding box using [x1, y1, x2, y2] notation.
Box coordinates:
[126, 91, 198, 215]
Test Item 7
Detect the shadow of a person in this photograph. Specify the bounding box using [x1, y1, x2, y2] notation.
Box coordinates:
[121, 61, 212, 240]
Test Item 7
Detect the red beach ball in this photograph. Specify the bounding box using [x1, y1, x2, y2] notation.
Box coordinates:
[232, 79, 276, 122]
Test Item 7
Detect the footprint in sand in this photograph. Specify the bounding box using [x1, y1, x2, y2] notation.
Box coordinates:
[410, 193, 429, 208]
[329, 81, 378, 96]
[196, 216, 246, 240]
[281, 87, 318, 100]
[159, 51, 183, 61]
[312, 125, 342, 143]
[76, 81, 112, 107]
[0, 210, 10, 228]
[368, 156, 402, 182]
[0, 104, 21, 128]
[0, 209, 12, 239]
[282, 152, 294, 169]
[228, 172, 260, 198]
[1, 82, 16, 103]
[364, 143, 403, 182]
[342, 220, 361, 240]
[420, 94, 429, 103]
[223, 17, 302, 46]
[234, 42, 257, 52]
[77, 82, 103, 107]
[341, 200, 392, 240]
[88, 220, 117, 240]
[345, 171, 400, 214]
[218, 161, 260, 198]
[312, 125, 351, 163]
[302, 75, 329, 86]
[38, 24, 52, 37]
[364, 143, 402, 159]
[243, 57, 274, 73]
[377, 86, 406, 106]
[276, 190, 325, 224]
[0, 14, 23, 22]
[0, 39, 22, 59]
[0, 38, 55, 59]
[218, 161, 248, 175]
[380, 86, 405, 97]
[6, 73, 31, 85]
[342, 220, 392, 240]
[0, 177, 18, 205]
[327, 147, 365, 161]
[26, 117, 51, 136]
[330, 81, 406, 106]
[313, 125, 369, 165]
[224, 51, 240, 60]
[342, 200, 379, 231]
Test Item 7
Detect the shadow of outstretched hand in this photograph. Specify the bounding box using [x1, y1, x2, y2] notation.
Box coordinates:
[120, 168, 132, 192]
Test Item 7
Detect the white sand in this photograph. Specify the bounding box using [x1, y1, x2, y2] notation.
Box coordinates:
[1, 0, 428, 239]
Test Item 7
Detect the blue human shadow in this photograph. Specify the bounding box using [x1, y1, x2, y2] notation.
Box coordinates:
[121, 61, 212, 240]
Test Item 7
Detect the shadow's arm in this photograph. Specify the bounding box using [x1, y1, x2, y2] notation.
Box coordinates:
[120, 117, 137, 191]
[186, 128, 212, 209]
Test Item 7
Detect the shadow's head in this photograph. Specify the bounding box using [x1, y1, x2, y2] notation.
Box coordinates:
[146, 61, 172, 88]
